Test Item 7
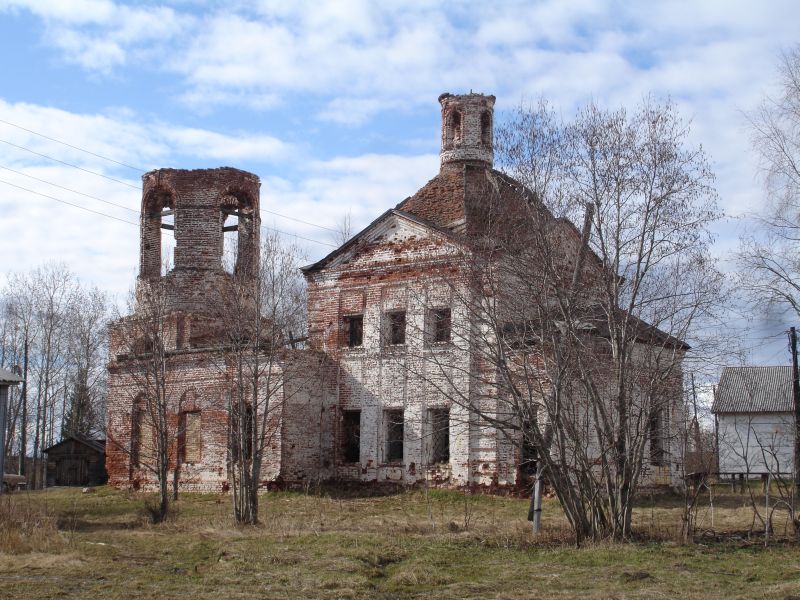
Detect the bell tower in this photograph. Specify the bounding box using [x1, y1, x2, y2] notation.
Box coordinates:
[438, 92, 495, 169]
[137, 167, 261, 315]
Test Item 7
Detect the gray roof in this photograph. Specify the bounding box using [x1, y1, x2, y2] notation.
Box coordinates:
[0, 367, 23, 385]
[712, 366, 794, 414]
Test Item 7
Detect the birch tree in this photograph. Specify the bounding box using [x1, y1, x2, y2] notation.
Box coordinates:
[111, 276, 178, 521]
[739, 45, 800, 315]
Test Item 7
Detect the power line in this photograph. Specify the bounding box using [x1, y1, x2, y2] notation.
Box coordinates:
[0, 164, 140, 215]
[0, 138, 140, 190]
[0, 118, 144, 172]
[261, 207, 339, 233]
[0, 178, 139, 226]
[0, 129, 343, 246]
[0, 177, 337, 248]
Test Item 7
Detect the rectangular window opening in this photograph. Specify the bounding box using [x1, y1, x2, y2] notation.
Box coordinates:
[343, 315, 364, 348]
[387, 311, 406, 345]
[432, 308, 451, 343]
[342, 410, 361, 463]
[429, 408, 450, 464]
[501, 321, 538, 350]
[385, 409, 404, 463]
[520, 420, 538, 478]
[649, 408, 665, 466]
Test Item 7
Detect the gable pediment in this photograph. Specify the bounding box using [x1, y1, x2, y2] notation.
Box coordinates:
[302, 209, 461, 274]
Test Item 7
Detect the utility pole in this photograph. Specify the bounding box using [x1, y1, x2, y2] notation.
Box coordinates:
[19, 340, 27, 477]
[790, 327, 800, 488]
[0, 367, 24, 494]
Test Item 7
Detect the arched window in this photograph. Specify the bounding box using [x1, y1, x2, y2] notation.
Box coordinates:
[178, 389, 202, 464]
[131, 396, 153, 468]
[481, 111, 492, 147]
[141, 188, 175, 278]
[220, 193, 256, 277]
[449, 110, 462, 144]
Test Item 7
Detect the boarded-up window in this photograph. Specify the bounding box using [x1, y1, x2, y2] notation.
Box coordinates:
[342, 410, 361, 463]
[180, 411, 202, 464]
[385, 410, 404, 462]
[131, 400, 153, 468]
[429, 408, 450, 463]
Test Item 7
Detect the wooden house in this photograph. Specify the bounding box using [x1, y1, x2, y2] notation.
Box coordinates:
[44, 436, 107, 487]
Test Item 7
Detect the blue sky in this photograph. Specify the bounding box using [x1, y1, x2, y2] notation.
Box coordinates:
[0, 0, 799, 366]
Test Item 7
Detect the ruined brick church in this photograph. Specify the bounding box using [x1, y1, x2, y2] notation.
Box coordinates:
[106, 92, 683, 491]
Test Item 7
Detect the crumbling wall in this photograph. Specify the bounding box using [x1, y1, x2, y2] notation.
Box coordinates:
[305, 215, 508, 487]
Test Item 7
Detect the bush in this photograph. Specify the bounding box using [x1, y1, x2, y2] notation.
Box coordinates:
[0, 494, 64, 554]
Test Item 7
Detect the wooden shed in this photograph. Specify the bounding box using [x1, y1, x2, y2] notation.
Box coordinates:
[44, 436, 107, 487]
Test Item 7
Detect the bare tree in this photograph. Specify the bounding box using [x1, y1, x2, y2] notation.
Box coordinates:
[739, 46, 800, 315]
[26, 264, 77, 488]
[0, 264, 111, 487]
[216, 232, 310, 524]
[332, 211, 353, 247]
[0, 293, 30, 474]
[110, 276, 179, 521]
[62, 286, 109, 439]
[409, 97, 722, 543]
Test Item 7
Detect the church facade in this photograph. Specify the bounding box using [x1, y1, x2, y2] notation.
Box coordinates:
[106, 92, 684, 492]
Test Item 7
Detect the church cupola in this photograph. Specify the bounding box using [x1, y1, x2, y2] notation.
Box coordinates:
[438, 92, 495, 169]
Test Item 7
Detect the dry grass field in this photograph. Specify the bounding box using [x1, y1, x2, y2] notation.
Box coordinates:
[0, 485, 799, 599]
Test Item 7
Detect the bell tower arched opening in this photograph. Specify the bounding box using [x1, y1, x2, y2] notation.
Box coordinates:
[140, 187, 176, 279]
[220, 191, 258, 278]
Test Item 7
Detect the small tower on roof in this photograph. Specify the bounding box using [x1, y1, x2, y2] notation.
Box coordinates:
[438, 92, 496, 170]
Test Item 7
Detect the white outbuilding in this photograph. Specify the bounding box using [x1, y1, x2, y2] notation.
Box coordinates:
[712, 366, 795, 478]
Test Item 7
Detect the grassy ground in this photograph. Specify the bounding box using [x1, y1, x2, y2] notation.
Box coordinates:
[0, 485, 799, 599]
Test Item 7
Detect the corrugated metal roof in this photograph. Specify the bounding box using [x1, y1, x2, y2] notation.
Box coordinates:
[712, 366, 795, 413]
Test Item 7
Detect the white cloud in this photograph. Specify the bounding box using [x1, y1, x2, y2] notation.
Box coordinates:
[1, 1, 189, 74]
[161, 127, 292, 161]
[0, 0, 116, 25]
